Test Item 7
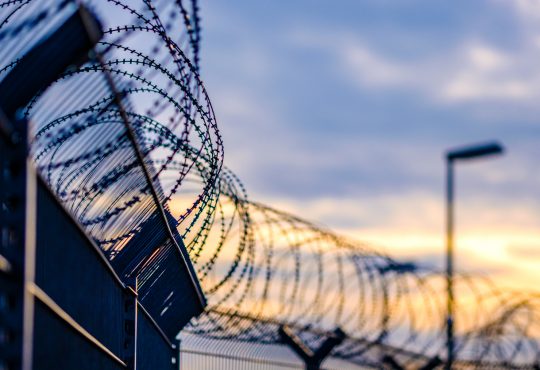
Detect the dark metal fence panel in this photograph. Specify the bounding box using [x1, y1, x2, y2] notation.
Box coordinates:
[33, 300, 125, 370]
[137, 237, 204, 339]
[35, 179, 125, 357]
[33, 177, 181, 369]
[136, 306, 176, 370]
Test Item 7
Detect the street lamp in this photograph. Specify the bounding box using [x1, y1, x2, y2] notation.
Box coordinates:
[444, 141, 504, 369]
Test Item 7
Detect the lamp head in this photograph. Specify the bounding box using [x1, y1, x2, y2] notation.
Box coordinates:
[447, 141, 504, 161]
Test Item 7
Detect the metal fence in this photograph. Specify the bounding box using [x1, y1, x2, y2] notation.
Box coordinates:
[0, 3, 205, 368]
[1, 120, 179, 369]
[28, 178, 179, 370]
[178, 334, 370, 370]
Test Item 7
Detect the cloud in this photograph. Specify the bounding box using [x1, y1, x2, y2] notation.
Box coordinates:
[468, 45, 508, 70]
[340, 42, 410, 87]
[510, 0, 540, 21]
[443, 75, 530, 101]
[506, 243, 540, 259]
[198, 3, 540, 229]
[290, 27, 540, 105]
[441, 44, 533, 101]
[254, 191, 540, 292]
[196, 1, 540, 293]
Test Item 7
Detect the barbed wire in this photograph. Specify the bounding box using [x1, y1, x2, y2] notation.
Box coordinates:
[183, 186, 540, 368]
[0, 0, 222, 336]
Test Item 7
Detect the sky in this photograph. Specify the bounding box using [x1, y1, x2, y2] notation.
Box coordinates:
[198, 0, 540, 291]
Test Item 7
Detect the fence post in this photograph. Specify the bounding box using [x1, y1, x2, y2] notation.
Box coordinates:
[123, 278, 138, 370]
[0, 114, 36, 370]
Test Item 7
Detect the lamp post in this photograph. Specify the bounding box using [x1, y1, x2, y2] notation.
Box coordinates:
[444, 141, 504, 370]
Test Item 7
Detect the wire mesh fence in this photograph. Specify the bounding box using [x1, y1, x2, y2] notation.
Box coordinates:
[178, 333, 371, 370]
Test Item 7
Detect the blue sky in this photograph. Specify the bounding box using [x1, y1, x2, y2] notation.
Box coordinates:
[198, 0, 540, 286]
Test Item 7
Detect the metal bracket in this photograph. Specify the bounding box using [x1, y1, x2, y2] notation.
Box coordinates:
[382, 355, 405, 370]
[278, 325, 346, 370]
